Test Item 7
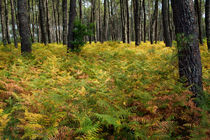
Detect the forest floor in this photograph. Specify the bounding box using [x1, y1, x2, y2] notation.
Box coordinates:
[0, 41, 209, 139]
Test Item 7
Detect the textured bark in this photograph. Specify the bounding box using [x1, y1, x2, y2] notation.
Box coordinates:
[39, 0, 47, 44]
[120, 0, 127, 43]
[53, 0, 58, 43]
[63, 0, 68, 45]
[67, 0, 76, 51]
[162, 0, 172, 47]
[57, 0, 61, 43]
[46, 0, 51, 43]
[150, 0, 158, 44]
[18, 0, 32, 53]
[10, 0, 18, 47]
[103, 0, 108, 42]
[171, 0, 203, 101]
[143, 0, 146, 42]
[206, 0, 210, 49]
[126, 0, 130, 43]
[4, 0, 11, 44]
[79, 0, 82, 22]
[133, 0, 141, 46]
[0, 0, 7, 45]
[195, 0, 203, 44]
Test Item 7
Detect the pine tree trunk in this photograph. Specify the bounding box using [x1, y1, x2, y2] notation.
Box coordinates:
[18, 0, 32, 53]
[39, 0, 47, 44]
[195, 0, 203, 45]
[67, 0, 76, 51]
[52, 0, 58, 43]
[143, 0, 146, 42]
[0, 0, 7, 45]
[4, 0, 11, 44]
[150, 0, 158, 44]
[63, 0, 68, 45]
[162, 0, 172, 47]
[103, 0, 108, 42]
[46, 0, 51, 43]
[206, 0, 210, 49]
[10, 0, 18, 47]
[133, 0, 140, 46]
[171, 0, 203, 102]
[126, 0, 130, 43]
[79, 0, 82, 22]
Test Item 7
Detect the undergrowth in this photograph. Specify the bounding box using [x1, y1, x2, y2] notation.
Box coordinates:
[0, 41, 209, 139]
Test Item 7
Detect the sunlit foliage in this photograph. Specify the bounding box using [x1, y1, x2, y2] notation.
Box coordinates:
[0, 41, 209, 139]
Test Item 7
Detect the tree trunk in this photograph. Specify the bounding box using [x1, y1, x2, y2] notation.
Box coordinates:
[10, 0, 18, 47]
[0, 0, 7, 45]
[57, 0, 61, 43]
[67, 0, 76, 51]
[46, 0, 51, 43]
[53, 0, 58, 43]
[4, 0, 11, 44]
[206, 0, 210, 49]
[150, 0, 158, 44]
[79, 0, 82, 22]
[143, 0, 146, 42]
[18, 0, 32, 53]
[63, 0, 68, 45]
[103, 0, 108, 42]
[171, 0, 203, 102]
[162, 0, 172, 47]
[195, 0, 203, 44]
[39, 0, 47, 44]
[133, 0, 141, 46]
[126, 0, 130, 43]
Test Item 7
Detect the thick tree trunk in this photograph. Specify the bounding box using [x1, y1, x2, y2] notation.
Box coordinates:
[10, 0, 18, 47]
[206, 0, 210, 49]
[63, 0, 68, 45]
[162, 0, 172, 47]
[53, 0, 58, 43]
[195, 0, 203, 44]
[67, 0, 76, 51]
[79, 0, 82, 22]
[39, 0, 47, 44]
[0, 0, 7, 45]
[57, 0, 61, 43]
[133, 0, 141, 46]
[171, 0, 203, 101]
[18, 0, 32, 53]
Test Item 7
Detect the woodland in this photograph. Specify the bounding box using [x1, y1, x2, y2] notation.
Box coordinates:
[0, 0, 209, 139]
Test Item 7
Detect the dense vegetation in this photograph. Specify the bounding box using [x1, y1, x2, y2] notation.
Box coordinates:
[0, 42, 209, 139]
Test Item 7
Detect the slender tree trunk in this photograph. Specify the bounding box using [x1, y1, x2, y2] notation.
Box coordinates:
[195, 0, 203, 44]
[63, 0, 68, 45]
[57, 0, 61, 43]
[67, 0, 77, 51]
[171, 0, 203, 102]
[79, 0, 82, 22]
[162, 0, 172, 46]
[52, 0, 58, 43]
[103, 0, 108, 42]
[18, 0, 32, 53]
[143, 0, 146, 42]
[126, 0, 130, 43]
[0, 0, 7, 45]
[4, 0, 11, 44]
[32, 0, 35, 41]
[150, 0, 158, 44]
[46, 0, 51, 43]
[205, 0, 210, 49]
[133, 0, 141, 46]
[10, 0, 18, 47]
[39, 0, 47, 44]
[120, 0, 127, 43]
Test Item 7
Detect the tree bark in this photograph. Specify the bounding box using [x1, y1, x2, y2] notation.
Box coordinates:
[162, 0, 172, 47]
[103, 0, 108, 42]
[10, 0, 18, 47]
[63, 0, 68, 45]
[195, 0, 203, 44]
[171, 0, 203, 101]
[67, 0, 76, 51]
[143, 0, 146, 42]
[18, 0, 32, 53]
[150, 0, 158, 44]
[133, 0, 141, 46]
[206, 0, 210, 49]
[39, 0, 47, 44]
[126, 0, 130, 43]
[79, 0, 82, 22]
[0, 0, 7, 45]
[46, 0, 51, 43]
[4, 0, 11, 44]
